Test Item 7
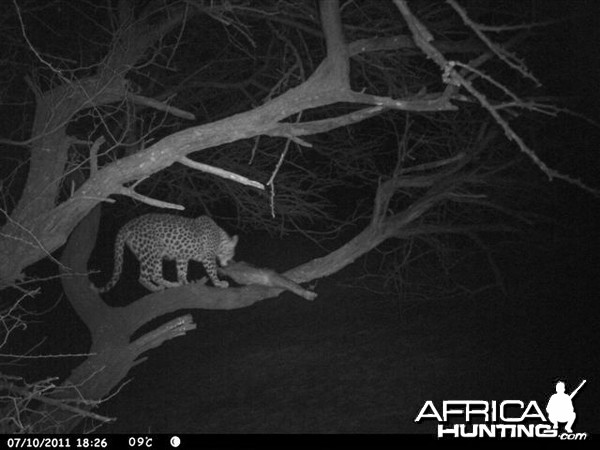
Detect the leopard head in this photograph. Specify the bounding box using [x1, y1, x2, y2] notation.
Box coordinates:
[217, 234, 238, 266]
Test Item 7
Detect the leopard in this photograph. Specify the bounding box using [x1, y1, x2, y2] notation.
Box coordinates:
[92, 213, 238, 293]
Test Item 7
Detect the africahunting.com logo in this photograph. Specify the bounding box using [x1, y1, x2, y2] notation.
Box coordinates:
[415, 379, 587, 439]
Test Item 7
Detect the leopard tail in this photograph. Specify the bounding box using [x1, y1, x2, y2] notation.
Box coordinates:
[92, 227, 128, 293]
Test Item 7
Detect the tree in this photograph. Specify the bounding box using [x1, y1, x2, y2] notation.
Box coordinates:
[0, 0, 596, 433]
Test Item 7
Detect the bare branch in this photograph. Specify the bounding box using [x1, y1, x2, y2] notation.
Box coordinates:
[131, 315, 196, 354]
[446, 0, 540, 85]
[128, 94, 196, 120]
[393, 0, 600, 196]
[178, 156, 265, 190]
[116, 187, 185, 211]
[0, 381, 114, 424]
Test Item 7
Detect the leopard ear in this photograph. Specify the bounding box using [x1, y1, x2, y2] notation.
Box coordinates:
[231, 235, 239, 245]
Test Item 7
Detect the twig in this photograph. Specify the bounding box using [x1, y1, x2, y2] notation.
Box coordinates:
[12, 0, 67, 81]
[446, 0, 540, 86]
[89, 136, 105, 175]
[0, 382, 115, 424]
[0, 210, 70, 273]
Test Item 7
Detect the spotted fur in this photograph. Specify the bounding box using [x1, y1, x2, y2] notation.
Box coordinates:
[93, 214, 238, 292]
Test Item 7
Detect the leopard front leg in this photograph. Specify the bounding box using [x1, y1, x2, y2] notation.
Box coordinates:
[175, 258, 190, 286]
[202, 256, 229, 288]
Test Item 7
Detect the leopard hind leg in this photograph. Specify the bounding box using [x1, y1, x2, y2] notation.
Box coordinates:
[139, 277, 164, 292]
[140, 255, 181, 291]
